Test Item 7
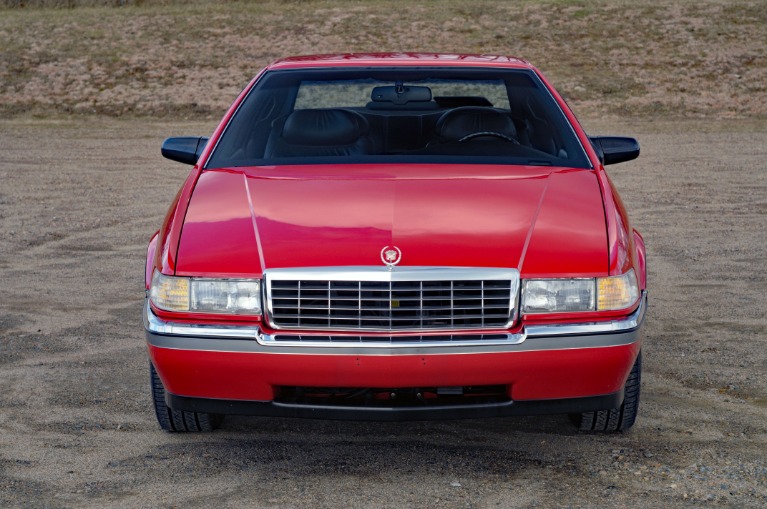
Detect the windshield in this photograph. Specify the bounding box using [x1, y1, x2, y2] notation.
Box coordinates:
[206, 68, 590, 169]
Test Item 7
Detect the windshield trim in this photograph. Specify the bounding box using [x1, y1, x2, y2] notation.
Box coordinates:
[204, 67, 592, 171]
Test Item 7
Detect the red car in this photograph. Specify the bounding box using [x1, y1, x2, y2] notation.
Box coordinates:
[145, 53, 646, 433]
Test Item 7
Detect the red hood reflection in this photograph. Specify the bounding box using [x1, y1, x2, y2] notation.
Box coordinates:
[175, 164, 608, 278]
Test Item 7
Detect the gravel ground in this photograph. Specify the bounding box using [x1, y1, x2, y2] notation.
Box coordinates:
[0, 117, 766, 508]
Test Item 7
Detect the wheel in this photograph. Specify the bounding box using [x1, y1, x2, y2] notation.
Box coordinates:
[572, 351, 641, 433]
[150, 363, 223, 432]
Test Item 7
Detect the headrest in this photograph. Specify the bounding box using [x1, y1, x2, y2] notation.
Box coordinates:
[282, 109, 368, 146]
[436, 107, 517, 142]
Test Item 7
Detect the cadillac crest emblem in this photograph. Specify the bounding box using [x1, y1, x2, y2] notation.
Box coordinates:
[380, 246, 402, 270]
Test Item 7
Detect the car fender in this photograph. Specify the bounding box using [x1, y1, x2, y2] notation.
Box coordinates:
[145, 230, 159, 289]
[633, 229, 647, 290]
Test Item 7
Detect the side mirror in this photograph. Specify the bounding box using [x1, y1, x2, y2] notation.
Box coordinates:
[161, 136, 209, 165]
[589, 136, 640, 166]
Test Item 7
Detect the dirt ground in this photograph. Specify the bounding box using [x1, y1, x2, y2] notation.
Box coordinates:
[2, 1, 766, 506]
[0, 116, 765, 508]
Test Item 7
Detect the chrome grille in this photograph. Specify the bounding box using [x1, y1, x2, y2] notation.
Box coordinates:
[268, 334, 509, 343]
[265, 267, 519, 331]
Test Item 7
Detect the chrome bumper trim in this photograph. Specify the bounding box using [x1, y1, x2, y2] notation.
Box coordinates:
[257, 332, 526, 348]
[526, 292, 646, 338]
[143, 302, 260, 340]
[146, 325, 639, 356]
[144, 292, 645, 352]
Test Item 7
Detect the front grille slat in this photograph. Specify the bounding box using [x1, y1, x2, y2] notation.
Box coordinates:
[270, 334, 511, 343]
[266, 268, 518, 332]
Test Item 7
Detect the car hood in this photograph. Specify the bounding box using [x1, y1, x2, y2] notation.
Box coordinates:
[175, 164, 608, 278]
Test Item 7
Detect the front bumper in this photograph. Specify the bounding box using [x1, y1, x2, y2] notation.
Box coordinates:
[145, 293, 646, 419]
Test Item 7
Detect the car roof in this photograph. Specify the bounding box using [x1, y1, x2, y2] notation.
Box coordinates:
[266, 53, 534, 70]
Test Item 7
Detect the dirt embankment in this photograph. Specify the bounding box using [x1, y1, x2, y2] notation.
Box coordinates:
[1, 0, 766, 120]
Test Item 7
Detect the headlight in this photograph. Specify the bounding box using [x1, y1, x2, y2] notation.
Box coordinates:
[597, 269, 639, 311]
[522, 279, 595, 313]
[522, 269, 638, 313]
[150, 271, 262, 315]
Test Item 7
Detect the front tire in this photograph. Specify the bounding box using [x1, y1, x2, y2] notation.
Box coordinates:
[150, 363, 223, 432]
[573, 351, 641, 433]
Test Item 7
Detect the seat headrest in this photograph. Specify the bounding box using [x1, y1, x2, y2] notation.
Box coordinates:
[436, 107, 517, 142]
[282, 109, 369, 146]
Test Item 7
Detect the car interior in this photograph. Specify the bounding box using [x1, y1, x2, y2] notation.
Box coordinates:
[206, 72, 590, 169]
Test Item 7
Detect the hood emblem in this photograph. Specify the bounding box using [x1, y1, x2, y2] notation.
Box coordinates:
[380, 246, 402, 270]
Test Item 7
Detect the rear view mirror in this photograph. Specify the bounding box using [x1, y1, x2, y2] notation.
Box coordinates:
[370, 85, 432, 105]
[161, 136, 209, 165]
[590, 136, 640, 166]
